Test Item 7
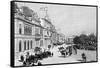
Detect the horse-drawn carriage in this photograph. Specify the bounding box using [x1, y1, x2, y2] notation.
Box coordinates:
[58, 44, 77, 57]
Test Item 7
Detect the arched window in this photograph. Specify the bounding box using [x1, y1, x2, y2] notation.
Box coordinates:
[24, 41, 26, 50]
[19, 40, 21, 52]
[31, 40, 32, 49]
[27, 41, 29, 50]
[19, 24, 22, 34]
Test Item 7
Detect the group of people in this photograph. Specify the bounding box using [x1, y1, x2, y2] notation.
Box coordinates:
[18, 46, 53, 66]
[19, 52, 42, 66]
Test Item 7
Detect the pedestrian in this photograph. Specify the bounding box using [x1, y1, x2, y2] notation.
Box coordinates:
[73, 46, 77, 54]
[20, 55, 24, 62]
[19, 55, 24, 62]
[25, 52, 30, 65]
[82, 53, 86, 62]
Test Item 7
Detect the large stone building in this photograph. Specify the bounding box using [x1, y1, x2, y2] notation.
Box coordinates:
[14, 5, 42, 60]
[14, 4, 58, 60]
[14, 4, 68, 66]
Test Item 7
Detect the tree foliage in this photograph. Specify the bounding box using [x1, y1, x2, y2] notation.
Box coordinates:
[73, 34, 97, 50]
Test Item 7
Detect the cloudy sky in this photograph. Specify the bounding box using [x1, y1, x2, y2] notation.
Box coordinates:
[16, 2, 97, 37]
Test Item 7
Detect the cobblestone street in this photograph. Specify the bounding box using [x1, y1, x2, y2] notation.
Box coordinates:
[40, 46, 97, 65]
[15, 45, 97, 66]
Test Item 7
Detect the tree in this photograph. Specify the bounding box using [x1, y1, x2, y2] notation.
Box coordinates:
[88, 34, 97, 47]
[73, 33, 97, 50]
[88, 34, 97, 42]
[73, 36, 81, 44]
[79, 34, 89, 46]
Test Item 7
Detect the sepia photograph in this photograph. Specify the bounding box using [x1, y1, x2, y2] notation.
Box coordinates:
[11, 1, 98, 67]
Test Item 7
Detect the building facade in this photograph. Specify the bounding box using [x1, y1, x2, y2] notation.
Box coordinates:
[40, 18, 57, 49]
[14, 4, 58, 57]
[14, 4, 62, 63]
[65, 37, 74, 44]
[14, 5, 42, 60]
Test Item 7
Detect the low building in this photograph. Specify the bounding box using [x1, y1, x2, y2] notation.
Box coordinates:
[66, 37, 74, 44]
[57, 33, 66, 44]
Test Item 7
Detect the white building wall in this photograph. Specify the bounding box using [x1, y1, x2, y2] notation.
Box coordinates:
[32, 25, 35, 35]
[15, 38, 18, 53]
[14, 19, 19, 34]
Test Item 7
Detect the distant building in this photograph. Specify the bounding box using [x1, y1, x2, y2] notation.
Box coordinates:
[40, 18, 57, 48]
[56, 33, 66, 43]
[39, 7, 57, 48]
[66, 37, 74, 44]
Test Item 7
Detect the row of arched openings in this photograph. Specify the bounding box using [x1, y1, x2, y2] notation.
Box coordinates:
[19, 40, 33, 52]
